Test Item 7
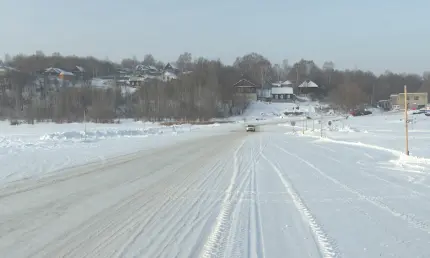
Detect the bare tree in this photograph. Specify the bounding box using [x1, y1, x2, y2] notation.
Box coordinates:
[329, 82, 367, 110]
[142, 54, 156, 66]
[35, 50, 45, 57]
[2, 50, 429, 123]
[176, 52, 193, 72]
[4, 53, 12, 64]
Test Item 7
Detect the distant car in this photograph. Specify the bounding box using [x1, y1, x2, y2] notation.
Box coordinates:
[412, 110, 426, 115]
[246, 124, 256, 132]
[350, 109, 372, 116]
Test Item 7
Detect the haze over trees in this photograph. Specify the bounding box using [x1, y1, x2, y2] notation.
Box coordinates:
[0, 51, 428, 123]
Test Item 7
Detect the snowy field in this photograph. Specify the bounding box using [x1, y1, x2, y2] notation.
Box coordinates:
[0, 101, 333, 183]
[0, 120, 225, 182]
[1, 101, 430, 257]
[280, 110, 430, 158]
[238, 100, 324, 120]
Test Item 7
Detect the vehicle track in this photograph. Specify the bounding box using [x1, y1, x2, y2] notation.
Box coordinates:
[0, 132, 247, 258]
[275, 143, 430, 237]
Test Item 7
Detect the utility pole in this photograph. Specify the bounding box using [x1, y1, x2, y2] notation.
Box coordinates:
[305, 116, 307, 130]
[404, 85, 409, 155]
[302, 118, 305, 134]
[261, 66, 264, 90]
[83, 108, 87, 141]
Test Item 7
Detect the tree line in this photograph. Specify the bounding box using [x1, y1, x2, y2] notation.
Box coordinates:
[1, 51, 429, 124]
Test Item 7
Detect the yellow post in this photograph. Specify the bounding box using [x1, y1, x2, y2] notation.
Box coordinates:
[404, 85, 409, 155]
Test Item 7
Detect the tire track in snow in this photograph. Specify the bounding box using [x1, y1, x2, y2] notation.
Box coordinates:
[250, 135, 266, 258]
[200, 140, 246, 258]
[225, 147, 253, 258]
[303, 148, 420, 249]
[275, 145, 430, 237]
[109, 142, 233, 258]
[308, 146, 430, 202]
[225, 136, 268, 258]
[79, 158, 206, 257]
[308, 139, 430, 204]
[219, 147, 255, 258]
[261, 152, 337, 258]
[143, 157, 233, 258]
[32, 139, 227, 258]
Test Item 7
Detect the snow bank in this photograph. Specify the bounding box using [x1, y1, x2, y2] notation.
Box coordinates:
[281, 112, 430, 170]
[39, 126, 186, 142]
[0, 120, 232, 183]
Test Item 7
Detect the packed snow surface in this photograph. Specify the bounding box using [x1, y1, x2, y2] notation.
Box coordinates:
[0, 120, 222, 182]
[1, 101, 430, 257]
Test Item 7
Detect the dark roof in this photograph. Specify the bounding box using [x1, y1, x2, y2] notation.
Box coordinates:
[233, 78, 258, 87]
[164, 63, 178, 71]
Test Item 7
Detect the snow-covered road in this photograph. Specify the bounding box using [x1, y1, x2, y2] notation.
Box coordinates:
[1, 124, 430, 258]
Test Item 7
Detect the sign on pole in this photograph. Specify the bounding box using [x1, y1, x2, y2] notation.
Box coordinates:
[404, 85, 409, 155]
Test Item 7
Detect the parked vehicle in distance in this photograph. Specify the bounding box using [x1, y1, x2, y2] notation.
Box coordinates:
[246, 124, 256, 132]
[350, 109, 372, 116]
[412, 110, 426, 115]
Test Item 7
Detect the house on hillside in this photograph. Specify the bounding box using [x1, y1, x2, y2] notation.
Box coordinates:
[163, 71, 177, 81]
[163, 63, 180, 81]
[129, 76, 146, 87]
[44, 67, 75, 81]
[271, 86, 294, 102]
[35, 67, 75, 88]
[164, 63, 180, 74]
[135, 64, 160, 74]
[72, 66, 85, 80]
[0, 65, 16, 77]
[233, 78, 257, 101]
[298, 80, 319, 95]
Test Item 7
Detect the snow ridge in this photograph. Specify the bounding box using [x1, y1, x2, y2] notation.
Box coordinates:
[315, 137, 430, 165]
[261, 153, 337, 258]
[39, 127, 183, 141]
[288, 128, 430, 165]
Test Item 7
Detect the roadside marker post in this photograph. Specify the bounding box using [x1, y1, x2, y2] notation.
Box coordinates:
[404, 85, 409, 156]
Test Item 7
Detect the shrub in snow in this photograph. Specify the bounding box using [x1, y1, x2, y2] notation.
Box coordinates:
[9, 120, 20, 126]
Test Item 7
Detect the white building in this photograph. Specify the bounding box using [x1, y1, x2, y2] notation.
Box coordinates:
[271, 86, 294, 102]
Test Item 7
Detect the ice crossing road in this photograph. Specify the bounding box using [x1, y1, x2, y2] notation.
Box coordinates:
[1, 126, 430, 258]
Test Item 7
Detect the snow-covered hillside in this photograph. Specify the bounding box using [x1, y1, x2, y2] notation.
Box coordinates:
[231, 100, 329, 122]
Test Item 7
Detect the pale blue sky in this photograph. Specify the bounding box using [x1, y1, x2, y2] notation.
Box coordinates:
[1, 0, 429, 74]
